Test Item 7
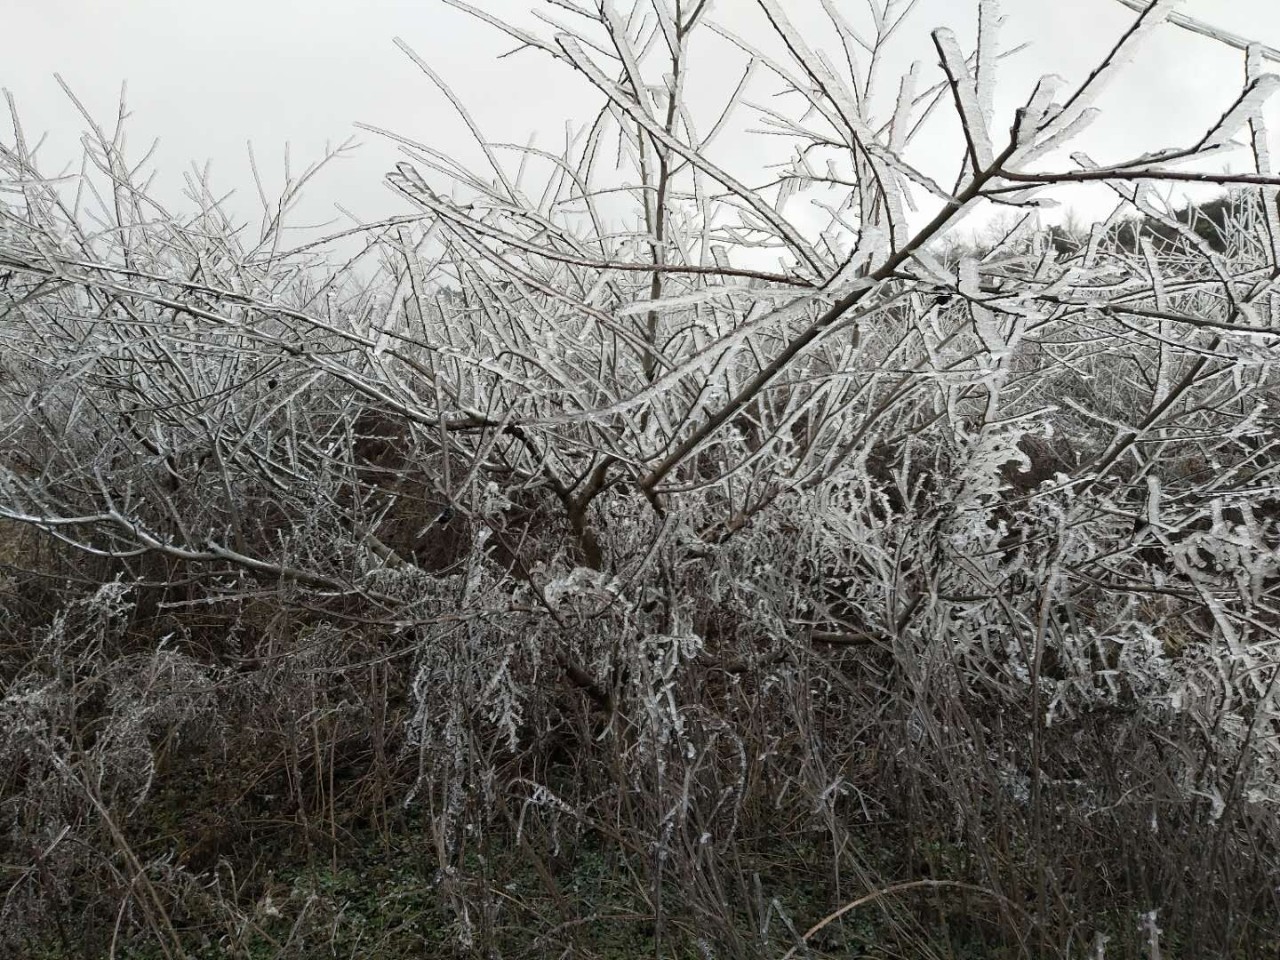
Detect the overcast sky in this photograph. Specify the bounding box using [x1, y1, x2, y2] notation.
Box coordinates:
[5, 0, 1280, 251]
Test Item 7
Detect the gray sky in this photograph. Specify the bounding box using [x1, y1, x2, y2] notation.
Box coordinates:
[5, 0, 1280, 250]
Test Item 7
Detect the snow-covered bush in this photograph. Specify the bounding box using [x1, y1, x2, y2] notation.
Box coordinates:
[4, 1, 1280, 956]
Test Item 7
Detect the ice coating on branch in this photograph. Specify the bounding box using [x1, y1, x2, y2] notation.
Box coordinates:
[1017, 74, 1065, 144]
[1015, 107, 1102, 166]
[650, 0, 680, 57]
[529, 282, 868, 427]
[1246, 47, 1279, 264]
[758, 0, 867, 140]
[976, 0, 1003, 139]
[615, 285, 799, 317]
[1034, 0, 1185, 146]
[934, 27, 994, 169]
[909, 247, 957, 287]
[1198, 74, 1280, 151]
[555, 34, 829, 275]
[600, 1, 658, 116]
[890, 61, 922, 154]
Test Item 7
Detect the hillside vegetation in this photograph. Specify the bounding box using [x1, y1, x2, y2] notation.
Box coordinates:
[4, 2, 1280, 957]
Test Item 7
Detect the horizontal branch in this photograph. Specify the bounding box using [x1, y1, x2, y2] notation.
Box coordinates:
[993, 168, 1280, 190]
